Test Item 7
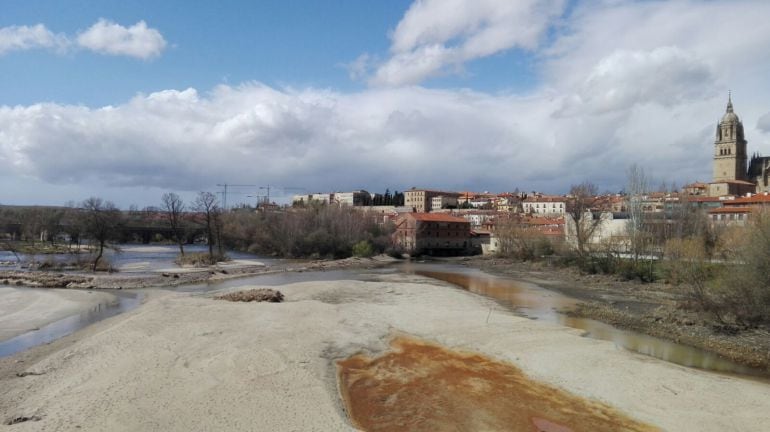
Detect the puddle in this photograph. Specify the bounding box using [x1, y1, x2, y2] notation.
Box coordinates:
[0, 291, 143, 357]
[338, 336, 658, 432]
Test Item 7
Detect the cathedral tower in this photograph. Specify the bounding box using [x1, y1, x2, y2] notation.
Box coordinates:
[713, 93, 747, 182]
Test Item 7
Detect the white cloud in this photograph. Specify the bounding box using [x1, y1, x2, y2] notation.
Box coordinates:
[557, 46, 716, 116]
[0, 81, 723, 198]
[77, 19, 166, 59]
[7, 0, 770, 206]
[0, 19, 167, 59]
[0, 24, 68, 55]
[370, 0, 566, 86]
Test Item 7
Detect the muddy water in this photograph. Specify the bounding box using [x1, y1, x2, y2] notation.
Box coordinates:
[402, 263, 763, 376]
[338, 336, 658, 432]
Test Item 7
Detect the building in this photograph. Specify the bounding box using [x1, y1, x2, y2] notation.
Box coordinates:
[708, 207, 751, 226]
[431, 195, 458, 210]
[749, 154, 770, 193]
[292, 193, 333, 205]
[522, 195, 566, 215]
[333, 190, 370, 206]
[470, 229, 499, 255]
[707, 180, 755, 198]
[708, 95, 770, 196]
[682, 182, 708, 196]
[721, 192, 770, 209]
[404, 188, 460, 213]
[392, 213, 471, 256]
[564, 212, 629, 252]
[713, 94, 748, 183]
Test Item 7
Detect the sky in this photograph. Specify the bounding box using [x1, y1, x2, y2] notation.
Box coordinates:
[3, 0, 770, 208]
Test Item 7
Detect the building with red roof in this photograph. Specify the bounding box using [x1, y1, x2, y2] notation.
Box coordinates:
[392, 212, 471, 256]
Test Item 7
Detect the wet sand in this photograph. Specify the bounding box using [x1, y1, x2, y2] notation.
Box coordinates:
[1, 274, 769, 431]
[339, 336, 656, 431]
[0, 287, 117, 341]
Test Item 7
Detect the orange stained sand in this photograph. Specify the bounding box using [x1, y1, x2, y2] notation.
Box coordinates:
[337, 336, 659, 432]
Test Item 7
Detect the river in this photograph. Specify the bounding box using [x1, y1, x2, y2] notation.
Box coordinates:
[0, 248, 765, 378]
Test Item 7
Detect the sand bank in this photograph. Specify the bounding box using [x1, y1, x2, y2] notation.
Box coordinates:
[0, 288, 118, 342]
[1, 274, 768, 431]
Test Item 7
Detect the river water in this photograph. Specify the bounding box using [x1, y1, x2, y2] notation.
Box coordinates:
[0, 290, 143, 357]
[396, 262, 764, 377]
[0, 247, 765, 377]
[0, 244, 280, 272]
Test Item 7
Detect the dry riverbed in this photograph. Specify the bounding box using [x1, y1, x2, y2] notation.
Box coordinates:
[1, 273, 769, 431]
[461, 256, 770, 373]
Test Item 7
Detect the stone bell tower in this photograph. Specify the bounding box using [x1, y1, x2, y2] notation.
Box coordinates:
[713, 93, 748, 182]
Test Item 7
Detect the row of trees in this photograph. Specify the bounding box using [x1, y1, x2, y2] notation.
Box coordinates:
[0, 191, 227, 270]
[222, 204, 393, 258]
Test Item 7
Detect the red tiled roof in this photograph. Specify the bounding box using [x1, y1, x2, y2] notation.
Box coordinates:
[523, 216, 564, 226]
[723, 194, 770, 205]
[708, 207, 751, 214]
[709, 180, 756, 185]
[402, 213, 469, 223]
[523, 195, 565, 203]
[686, 196, 724, 203]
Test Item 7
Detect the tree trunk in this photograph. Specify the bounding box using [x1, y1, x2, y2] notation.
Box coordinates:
[92, 241, 104, 272]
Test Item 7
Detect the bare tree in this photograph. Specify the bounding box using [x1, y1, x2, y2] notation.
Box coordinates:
[161, 192, 186, 256]
[626, 164, 649, 261]
[566, 182, 601, 258]
[194, 191, 220, 261]
[41, 207, 65, 245]
[81, 197, 121, 271]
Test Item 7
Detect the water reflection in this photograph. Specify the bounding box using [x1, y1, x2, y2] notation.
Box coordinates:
[0, 291, 143, 357]
[0, 244, 279, 273]
[399, 262, 764, 377]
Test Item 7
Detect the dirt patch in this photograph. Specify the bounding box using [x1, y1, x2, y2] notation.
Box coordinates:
[337, 335, 657, 432]
[0, 271, 94, 288]
[214, 288, 284, 303]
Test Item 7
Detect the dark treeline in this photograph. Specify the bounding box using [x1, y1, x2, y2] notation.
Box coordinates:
[370, 189, 404, 206]
[223, 204, 394, 259]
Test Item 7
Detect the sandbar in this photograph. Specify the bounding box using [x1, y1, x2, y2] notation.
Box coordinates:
[1, 274, 768, 431]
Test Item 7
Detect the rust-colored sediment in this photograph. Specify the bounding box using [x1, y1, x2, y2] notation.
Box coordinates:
[337, 336, 658, 432]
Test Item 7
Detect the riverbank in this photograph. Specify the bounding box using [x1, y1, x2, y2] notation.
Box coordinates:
[1, 274, 768, 431]
[0, 288, 117, 341]
[0, 255, 398, 290]
[461, 256, 770, 372]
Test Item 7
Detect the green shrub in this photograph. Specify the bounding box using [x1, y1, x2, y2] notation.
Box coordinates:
[352, 240, 374, 258]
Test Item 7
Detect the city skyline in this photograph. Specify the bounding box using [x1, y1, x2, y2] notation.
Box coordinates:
[3, 0, 770, 207]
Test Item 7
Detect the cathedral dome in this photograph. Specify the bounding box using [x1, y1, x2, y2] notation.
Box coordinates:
[721, 94, 740, 124]
[721, 111, 739, 123]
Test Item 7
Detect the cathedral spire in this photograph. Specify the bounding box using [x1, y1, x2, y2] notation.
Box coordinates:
[727, 90, 733, 113]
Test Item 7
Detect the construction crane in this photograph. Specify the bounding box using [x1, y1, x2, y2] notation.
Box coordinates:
[216, 184, 257, 210]
[253, 185, 306, 207]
